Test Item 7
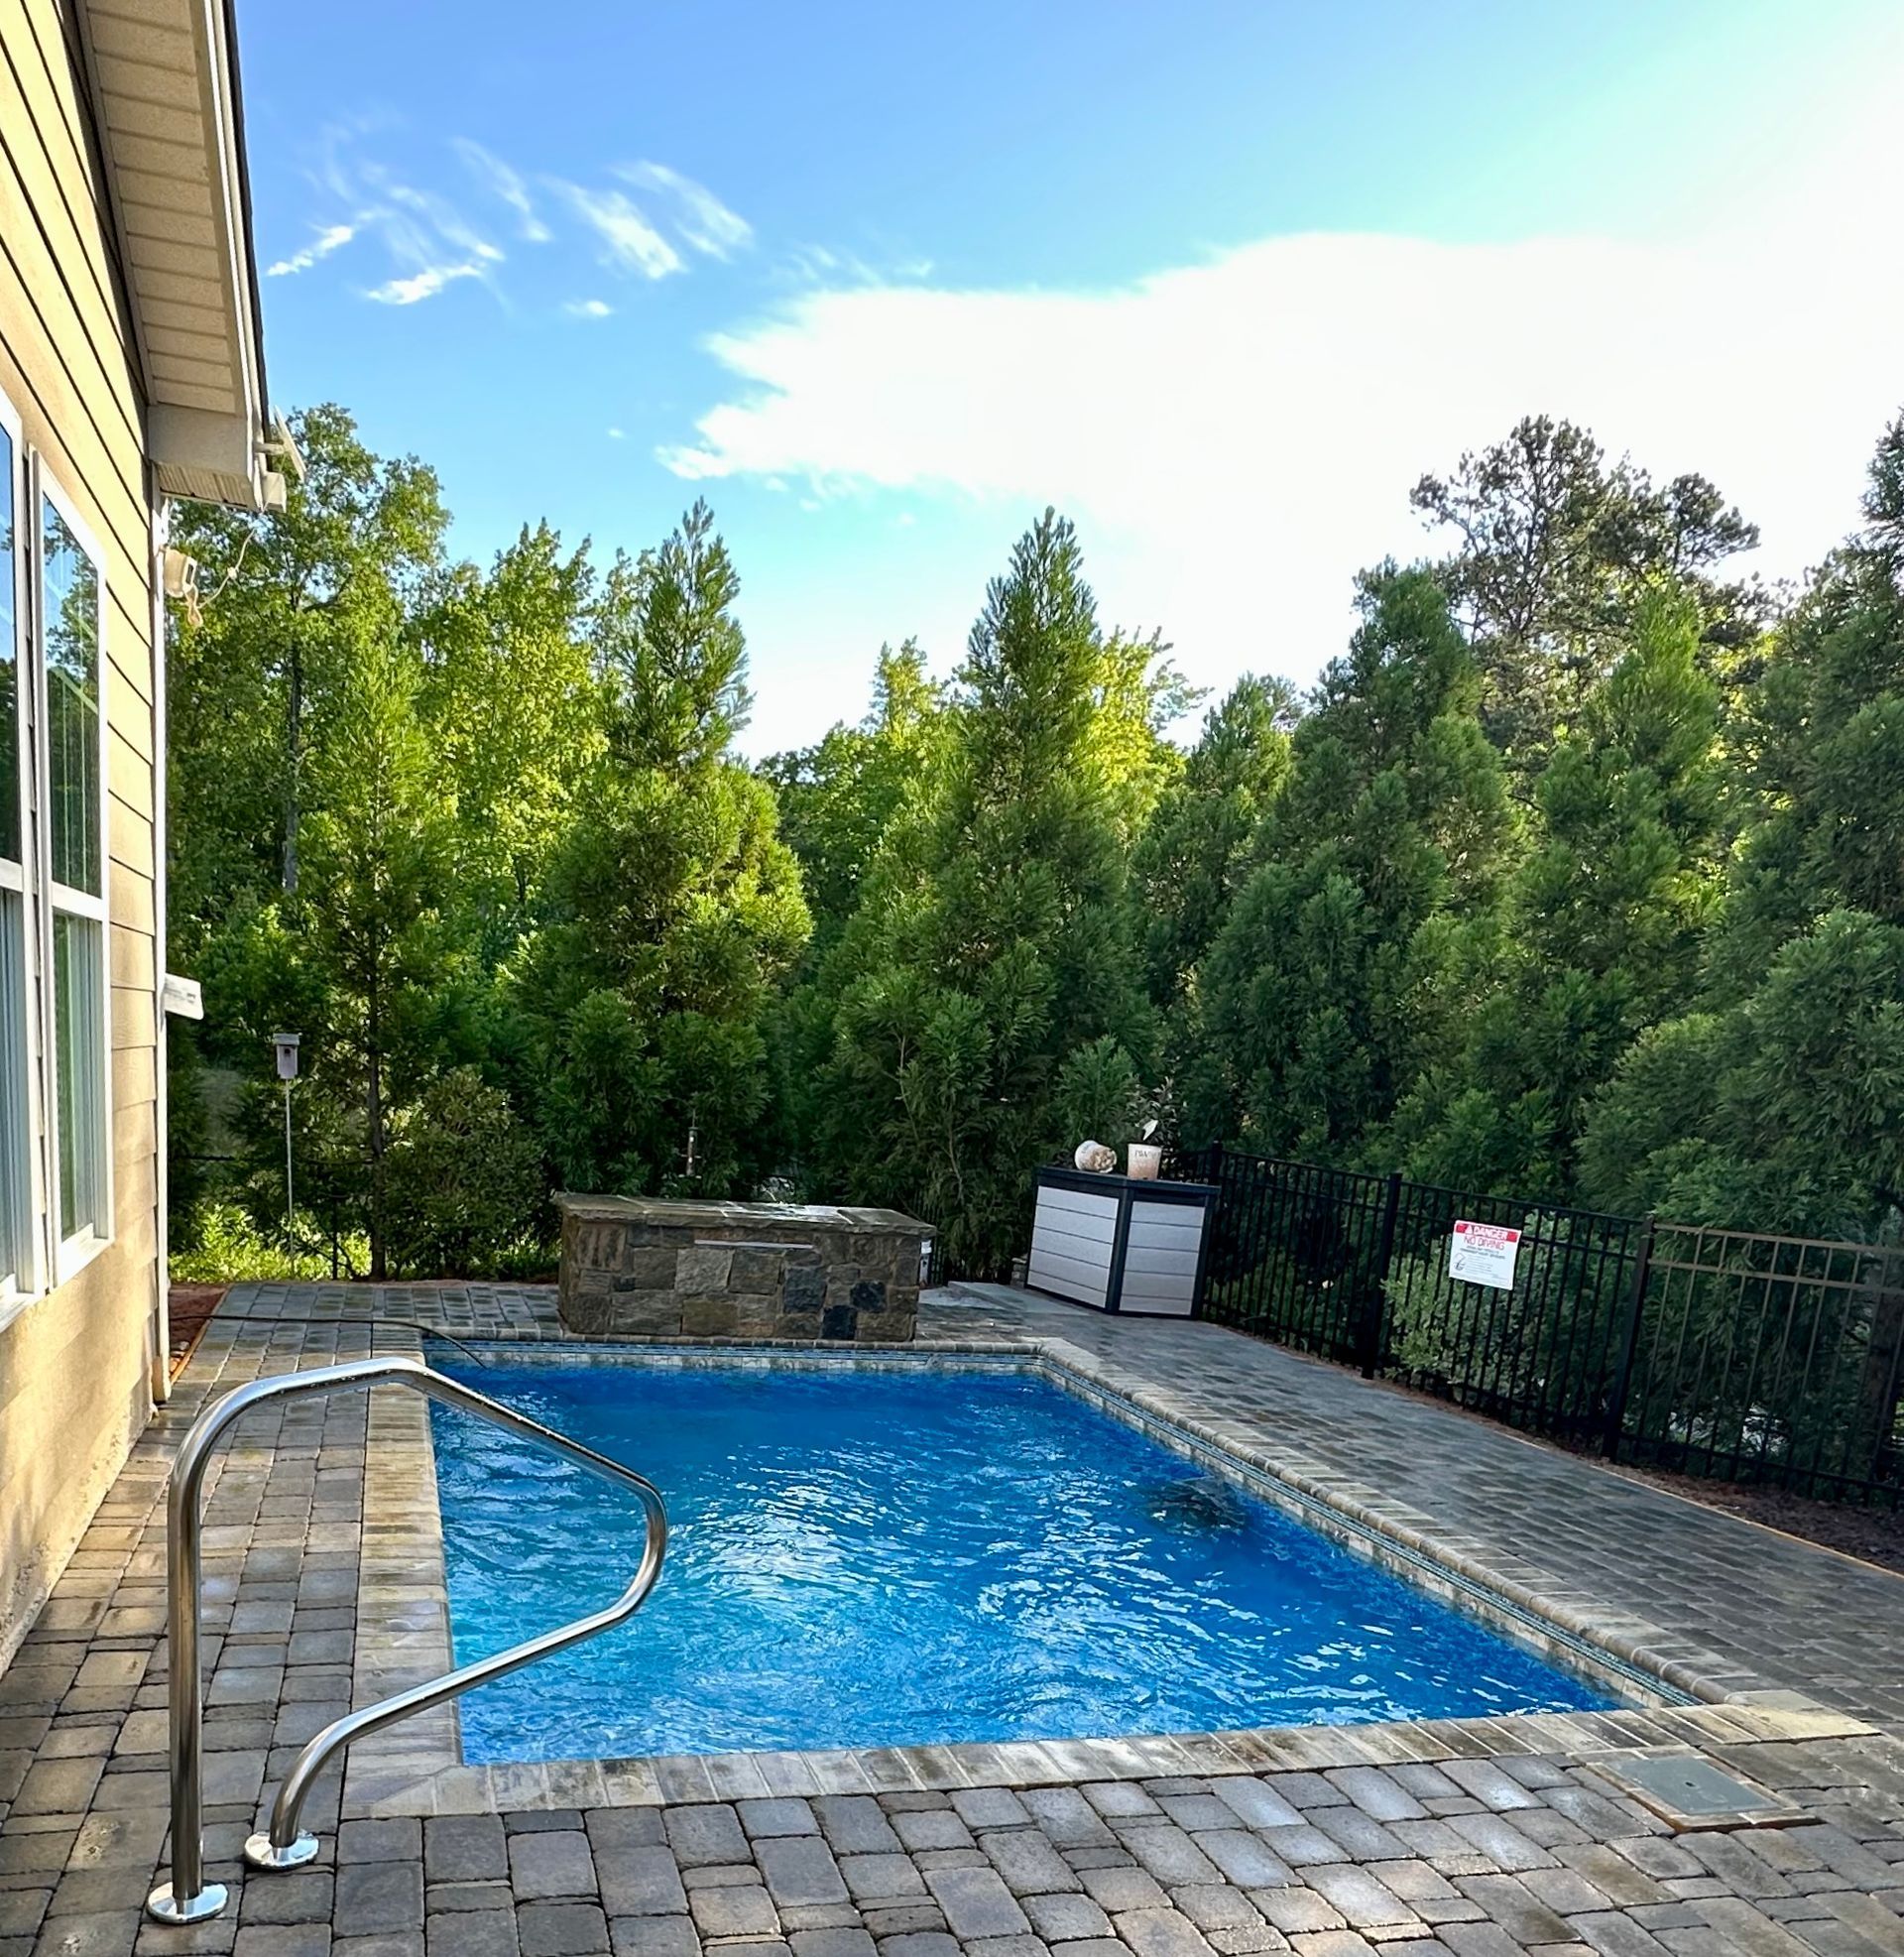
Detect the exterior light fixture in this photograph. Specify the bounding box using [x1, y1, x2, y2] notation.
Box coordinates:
[270, 1034, 300, 1229]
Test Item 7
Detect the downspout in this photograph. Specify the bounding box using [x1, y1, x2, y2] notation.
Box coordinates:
[150, 494, 171, 1405]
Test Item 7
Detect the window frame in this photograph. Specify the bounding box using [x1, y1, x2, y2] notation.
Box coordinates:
[30, 455, 113, 1287]
[0, 386, 45, 1311]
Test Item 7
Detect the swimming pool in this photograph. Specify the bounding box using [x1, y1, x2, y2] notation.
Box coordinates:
[426, 1357, 1613, 1762]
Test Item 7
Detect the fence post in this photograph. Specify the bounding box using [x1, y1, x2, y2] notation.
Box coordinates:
[1604, 1213, 1656, 1460]
[1359, 1171, 1403, 1379]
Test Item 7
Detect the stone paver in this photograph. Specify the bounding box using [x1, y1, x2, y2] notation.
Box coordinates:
[2, 1281, 1904, 1957]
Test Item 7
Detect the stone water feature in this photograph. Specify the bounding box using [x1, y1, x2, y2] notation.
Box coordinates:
[555, 1193, 931, 1341]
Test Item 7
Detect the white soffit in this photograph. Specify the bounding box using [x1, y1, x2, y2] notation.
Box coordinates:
[77, 0, 274, 509]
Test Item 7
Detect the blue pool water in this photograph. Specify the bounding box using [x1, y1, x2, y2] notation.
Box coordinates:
[427, 1359, 1612, 1762]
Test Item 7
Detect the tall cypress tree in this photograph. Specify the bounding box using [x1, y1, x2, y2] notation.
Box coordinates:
[812, 510, 1181, 1274]
[1395, 585, 1721, 1198]
[514, 503, 810, 1199]
[1179, 567, 1514, 1161]
[1130, 673, 1298, 1011]
[1581, 416, 1904, 1238]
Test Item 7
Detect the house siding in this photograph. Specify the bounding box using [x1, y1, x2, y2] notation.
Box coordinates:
[0, 0, 163, 1664]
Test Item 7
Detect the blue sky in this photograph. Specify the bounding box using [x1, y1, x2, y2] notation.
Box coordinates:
[238, 0, 1904, 754]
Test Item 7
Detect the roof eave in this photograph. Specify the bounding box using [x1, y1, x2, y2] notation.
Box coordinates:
[78, 0, 279, 512]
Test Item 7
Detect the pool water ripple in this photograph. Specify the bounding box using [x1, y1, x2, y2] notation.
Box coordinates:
[428, 1361, 1610, 1762]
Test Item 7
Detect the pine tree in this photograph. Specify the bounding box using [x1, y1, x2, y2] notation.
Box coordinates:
[1412, 415, 1761, 761]
[1181, 567, 1514, 1159]
[515, 503, 810, 1199]
[810, 511, 1180, 1274]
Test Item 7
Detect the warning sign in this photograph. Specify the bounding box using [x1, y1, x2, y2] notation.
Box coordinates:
[1449, 1219, 1520, 1290]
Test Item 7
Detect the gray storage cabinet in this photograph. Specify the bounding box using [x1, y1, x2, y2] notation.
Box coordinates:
[1026, 1166, 1218, 1317]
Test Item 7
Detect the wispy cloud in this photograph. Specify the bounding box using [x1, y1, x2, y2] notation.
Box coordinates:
[366, 263, 484, 306]
[292, 127, 508, 308]
[618, 163, 752, 259]
[286, 125, 747, 309]
[554, 182, 683, 280]
[380, 180, 504, 267]
[777, 241, 931, 292]
[267, 221, 358, 278]
[454, 138, 551, 242]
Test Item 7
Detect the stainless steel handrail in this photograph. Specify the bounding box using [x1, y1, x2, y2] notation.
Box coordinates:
[147, 1356, 667, 1926]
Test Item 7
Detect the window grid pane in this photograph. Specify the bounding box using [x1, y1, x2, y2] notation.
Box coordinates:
[41, 497, 99, 897]
[54, 910, 104, 1244]
[0, 889, 27, 1288]
[1, 422, 18, 868]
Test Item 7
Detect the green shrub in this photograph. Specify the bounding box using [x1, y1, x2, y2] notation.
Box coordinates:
[171, 1200, 352, 1283]
[383, 1066, 546, 1277]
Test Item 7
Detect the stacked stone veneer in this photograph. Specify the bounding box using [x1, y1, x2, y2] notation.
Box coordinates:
[556, 1193, 929, 1341]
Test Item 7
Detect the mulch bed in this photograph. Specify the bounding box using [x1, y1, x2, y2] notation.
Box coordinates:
[167, 1284, 226, 1378]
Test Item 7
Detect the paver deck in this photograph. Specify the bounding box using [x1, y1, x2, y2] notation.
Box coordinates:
[1, 1281, 1901, 1957]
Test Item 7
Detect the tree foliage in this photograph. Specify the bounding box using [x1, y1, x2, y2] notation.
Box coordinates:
[169, 414, 805, 1274]
[168, 402, 1904, 1285]
[788, 511, 1184, 1275]
[1412, 414, 1762, 760]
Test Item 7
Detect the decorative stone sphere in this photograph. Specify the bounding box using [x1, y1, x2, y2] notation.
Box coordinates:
[1073, 1139, 1117, 1173]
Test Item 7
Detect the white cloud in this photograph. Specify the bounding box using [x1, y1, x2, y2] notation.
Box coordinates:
[366, 263, 483, 306]
[663, 122, 1904, 702]
[618, 163, 752, 259]
[290, 135, 507, 307]
[607, 427, 627, 440]
[381, 181, 504, 266]
[287, 131, 742, 311]
[267, 222, 357, 277]
[453, 138, 551, 241]
[554, 182, 683, 280]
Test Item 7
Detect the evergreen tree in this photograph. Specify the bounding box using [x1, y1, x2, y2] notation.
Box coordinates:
[761, 640, 946, 957]
[1130, 673, 1299, 1010]
[1581, 414, 1904, 1240]
[1395, 586, 1721, 1197]
[291, 633, 459, 1278]
[1183, 567, 1514, 1159]
[169, 406, 459, 1272]
[809, 511, 1179, 1274]
[515, 503, 810, 1198]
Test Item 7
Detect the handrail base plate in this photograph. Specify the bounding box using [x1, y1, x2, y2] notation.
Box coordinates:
[245, 1831, 320, 1872]
[147, 1881, 229, 1923]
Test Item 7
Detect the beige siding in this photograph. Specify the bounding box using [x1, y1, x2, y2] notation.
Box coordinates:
[0, 0, 162, 1664]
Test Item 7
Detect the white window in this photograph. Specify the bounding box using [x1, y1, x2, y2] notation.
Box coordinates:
[35, 475, 110, 1273]
[0, 416, 114, 1311]
[0, 401, 32, 1299]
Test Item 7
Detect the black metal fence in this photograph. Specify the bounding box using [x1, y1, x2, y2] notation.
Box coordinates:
[1625, 1226, 1904, 1503]
[1181, 1143, 1904, 1507]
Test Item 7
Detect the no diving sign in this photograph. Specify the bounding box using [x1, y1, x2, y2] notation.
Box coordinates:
[1449, 1219, 1520, 1290]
